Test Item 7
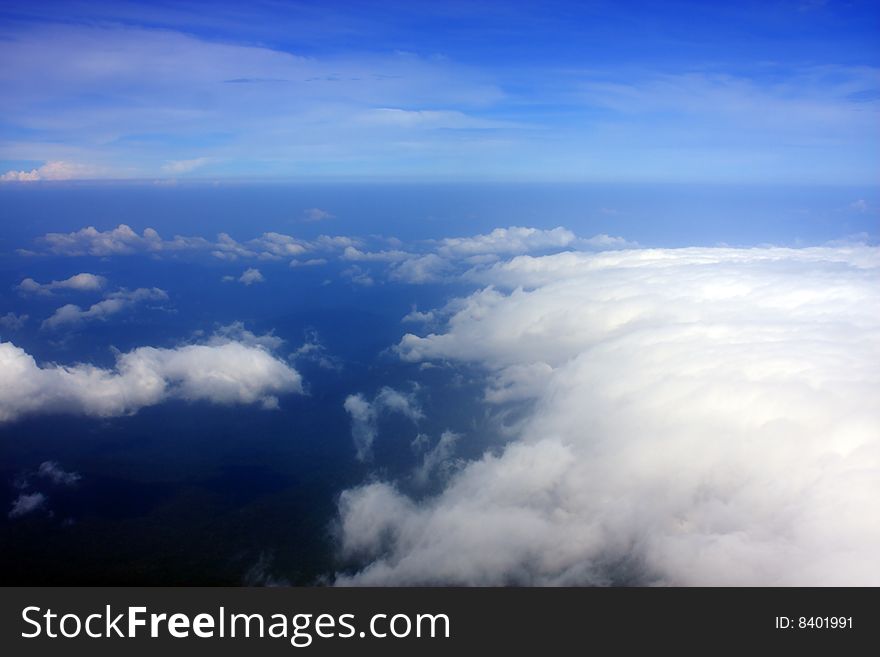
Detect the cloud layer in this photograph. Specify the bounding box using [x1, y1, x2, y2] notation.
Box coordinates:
[336, 244, 880, 585]
[0, 334, 303, 423]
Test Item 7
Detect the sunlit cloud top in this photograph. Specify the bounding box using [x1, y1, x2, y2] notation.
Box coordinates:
[0, 0, 877, 182]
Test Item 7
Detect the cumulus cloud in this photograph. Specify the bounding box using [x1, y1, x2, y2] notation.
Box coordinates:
[207, 322, 285, 351]
[8, 492, 48, 518]
[341, 266, 374, 287]
[291, 330, 341, 371]
[237, 268, 265, 285]
[412, 430, 461, 487]
[249, 233, 309, 259]
[302, 208, 334, 222]
[1, 161, 98, 182]
[37, 461, 81, 486]
[0, 332, 303, 423]
[337, 244, 880, 586]
[342, 247, 412, 263]
[42, 287, 168, 329]
[38, 224, 193, 256]
[0, 312, 28, 332]
[290, 258, 328, 268]
[436, 226, 576, 258]
[390, 254, 452, 284]
[579, 234, 638, 249]
[344, 387, 424, 461]
[402, 309, 436, 324]
[32, 224, 330, 260]
[18, 273, 106, 295]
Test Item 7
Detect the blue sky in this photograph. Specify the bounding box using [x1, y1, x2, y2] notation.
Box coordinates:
[0, 0, 877, 182]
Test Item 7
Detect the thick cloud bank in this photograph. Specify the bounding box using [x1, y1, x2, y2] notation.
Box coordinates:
[0, 336, 302, 423]
[337, 245, 880, 585]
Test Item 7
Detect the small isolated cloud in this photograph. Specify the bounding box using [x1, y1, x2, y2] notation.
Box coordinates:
[0, 312, 28, 332]
[292, 330, 341, 371]
[9, 492, 48, 518]
[341, 266, 374, 287]
[342, 247, 412, 263]
[303, 208, 334, 222]
[18, 273, 107, 295]
[850, 199, 868, 213]
[161, 157, 210, 174]
[238, 268, 265, 285]
[37, 461, 81, 486]
[0, 330, 303, 423]
[343, 387, 423, 461]
[1, 161, 97, 182]
[290, 258, 327, 268]
[42, 287, 168, 330]
[402, 309, 436, 324]
[337, 244, 880, 586]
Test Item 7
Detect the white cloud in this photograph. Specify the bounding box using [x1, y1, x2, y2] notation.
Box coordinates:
[359, 108, 517, 130]
[412, 430, 461, 487]
[42, 287, 168, 329]
[238, 268, 265, 285]
[0, 333, 302, 423]
[208, 322, 284, 351]
[344, 387, 424, 461]
[579, 233, 638, 249]
[37, 461, 81, 486]
[0, 312, 28, 331]
[437, 226, 576, 258]
[1, 161, 98, 182]
[342, 246, 412, 262]
[402, 309, 436, 324]
[850, 199, 868, 213]
[250, 233, 309, 258]
[39, 224, 188, 256]
[291, 330, 341, 371]
[390, 254, 452, 284]
[337, 244, 880, 585]
[161, 157, 210, 174]
[302, 208, 334, 222]
[18, 272, 107, 295]
[32, 224, 348, 261]
[8, 492, 47, 518]
[290, 258, 328, 268]
[341, 266, 374, 287]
